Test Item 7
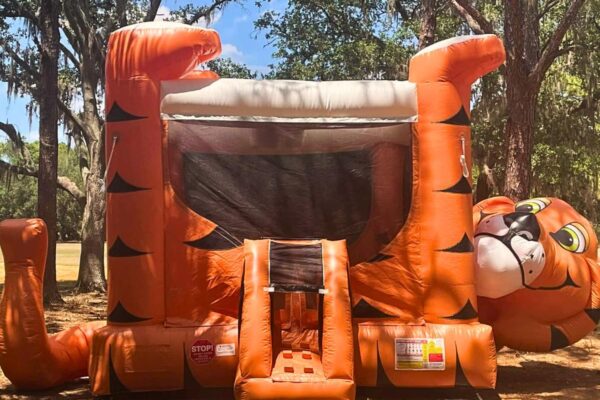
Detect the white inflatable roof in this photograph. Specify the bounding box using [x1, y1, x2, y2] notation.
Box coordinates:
[161, 78, 417, 123]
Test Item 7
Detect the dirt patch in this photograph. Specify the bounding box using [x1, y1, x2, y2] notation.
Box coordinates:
[0, 285, 597, 399]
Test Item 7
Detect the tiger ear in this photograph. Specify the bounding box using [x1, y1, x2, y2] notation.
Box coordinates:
[473, 196, 515, 229]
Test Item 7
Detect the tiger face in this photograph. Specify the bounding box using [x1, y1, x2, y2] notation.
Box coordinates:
[473, 196, 600, 351]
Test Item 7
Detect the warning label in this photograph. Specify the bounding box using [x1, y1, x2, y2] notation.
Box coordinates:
[216, 343, 236, 357]
[190, 340, 215, 364]
[394, 338, 445, 371]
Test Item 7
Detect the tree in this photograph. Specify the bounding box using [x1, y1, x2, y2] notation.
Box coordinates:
[38, 0, 61, 304]
[0, 140, 84, 241]
[0, 0, 236, 293]
[418, 0, 437, 49]
[451, 0, 587, 200]
[206, 57, 258, 79]
[256, 0, 419, 81]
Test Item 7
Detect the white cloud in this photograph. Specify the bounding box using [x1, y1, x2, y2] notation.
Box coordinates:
[154, 5, 171, 21]
[195, 11, 222, 28]
[234, 15, 249, 23]
[221, 43, 243, 61]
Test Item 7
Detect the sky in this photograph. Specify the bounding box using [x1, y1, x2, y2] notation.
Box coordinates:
[0, 0, 286, 142]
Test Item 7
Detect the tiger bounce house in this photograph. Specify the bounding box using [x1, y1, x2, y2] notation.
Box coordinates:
[0, 22, 598, 399]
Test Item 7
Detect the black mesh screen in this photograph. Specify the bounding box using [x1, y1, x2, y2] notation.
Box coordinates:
[269, 242, 324, 292]
[167, 120, 412, 263]
[183, 151, 371, 243]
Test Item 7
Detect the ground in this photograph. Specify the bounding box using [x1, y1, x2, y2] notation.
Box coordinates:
[0, 244, 598, 399]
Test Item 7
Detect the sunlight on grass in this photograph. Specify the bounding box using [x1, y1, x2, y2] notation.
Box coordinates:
[0, 243, 106, 282]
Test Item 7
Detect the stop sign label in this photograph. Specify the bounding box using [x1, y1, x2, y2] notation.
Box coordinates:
[190, 340, 215, 364]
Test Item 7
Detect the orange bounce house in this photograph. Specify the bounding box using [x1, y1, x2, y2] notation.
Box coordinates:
[0, 22, 594, 398]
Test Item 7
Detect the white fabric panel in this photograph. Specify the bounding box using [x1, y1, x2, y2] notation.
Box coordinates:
[160, 79, 417, 122]
[475, 215, 546, 299]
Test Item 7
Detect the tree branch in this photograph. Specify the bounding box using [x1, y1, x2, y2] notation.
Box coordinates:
[538, 0, 560, 20]
[0, 122, 85, 203]
[60, 42, 79, 66]
[0, 160, 86, 204]
[144, 0, 162, 22]
[572, 92, 600, 114]
[530, 0, 585, 88]
[3, 44, 94, 143]
[450, 0, 495, 35]
[186, 0, 230, 25]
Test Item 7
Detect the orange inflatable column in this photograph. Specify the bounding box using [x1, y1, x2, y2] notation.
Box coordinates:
[104, 23, 221, 326]
[0, 219, 103, 389]
[408, 35, 505, 325]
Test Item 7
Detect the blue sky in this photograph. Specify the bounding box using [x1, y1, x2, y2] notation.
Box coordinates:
[0, 0, 285, 142]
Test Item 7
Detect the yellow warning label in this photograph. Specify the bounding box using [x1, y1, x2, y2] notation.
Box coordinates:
[394, 338, 445, 370]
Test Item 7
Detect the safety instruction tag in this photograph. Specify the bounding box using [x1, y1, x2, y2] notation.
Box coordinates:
[394, 338, 445, 370]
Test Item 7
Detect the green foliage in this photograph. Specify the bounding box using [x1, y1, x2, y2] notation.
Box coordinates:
[255, 0, 418, 80]
[0, 141, 83, 240]
[206, 57, 258, 79]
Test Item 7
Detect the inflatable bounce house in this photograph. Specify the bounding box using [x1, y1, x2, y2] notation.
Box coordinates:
[0, 22, 598, 399]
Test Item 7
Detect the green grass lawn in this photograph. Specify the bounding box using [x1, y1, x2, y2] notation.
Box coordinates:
[0, 243, 100, 283]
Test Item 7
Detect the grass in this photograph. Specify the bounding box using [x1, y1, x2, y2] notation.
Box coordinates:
[0, 242, 105, 283]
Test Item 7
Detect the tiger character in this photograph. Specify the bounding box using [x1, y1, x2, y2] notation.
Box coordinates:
[473, 196, 600, 351]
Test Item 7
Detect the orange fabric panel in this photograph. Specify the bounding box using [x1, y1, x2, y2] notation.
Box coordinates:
[413, 122, 476, 323]
[321, 240, 354, 380]
[89, 322, 238, 395]
[238, 239, 273, 379]
[272, 292, 320, 352]
[105, 24, 221, 326]
[105, 23, 220, 82]
[180, 69, 220, 80]
[162, 153, 243, 324]
[236, 239, 355, 400]
[271, 350, 326, 383]
[354, 322, 496, 388]
[409, 35, 505, 107]
[235, 376, 355, 400]
[0, 219, 104, 389]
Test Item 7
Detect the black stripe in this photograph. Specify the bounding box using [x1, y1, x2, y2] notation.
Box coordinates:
[184, 228, 239, 250]
[479, 211, 494, 221]
[444, 299, 478, 320]
[183, 343, 203, 390]
[454, 345, 472, 387]
[437, 234, 474, 253]
[440, 106, 471, 126]
[353, 299, 396, 318]
[550, 325, 570, 350]
[376, 342, 393, 387]
[108, 345, 130, 393]
[106, 102, 146, 122]
[584, 309, 600, 324]
[109, 236, 149, 257]
[107, 172, 149, 193]
[108, 301, 151, 323]
[368, 253, 393, 262]
[438, 175, 472, 194]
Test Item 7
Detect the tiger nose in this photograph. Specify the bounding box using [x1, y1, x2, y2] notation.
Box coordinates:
[503, 212, 541, 241]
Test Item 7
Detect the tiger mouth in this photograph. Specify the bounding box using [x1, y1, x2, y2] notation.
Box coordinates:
[475, 232, 578, 291]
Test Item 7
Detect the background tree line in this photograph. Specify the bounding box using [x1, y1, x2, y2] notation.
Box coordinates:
[1, 0, 599, 302]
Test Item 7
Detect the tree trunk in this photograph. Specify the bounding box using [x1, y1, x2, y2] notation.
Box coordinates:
[502, 89, 536, 200]
[501, 1, 538, 201]
[419, 0, 437, 50]
[76, 139, 106, 292]
[39, 0, 62, 305]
